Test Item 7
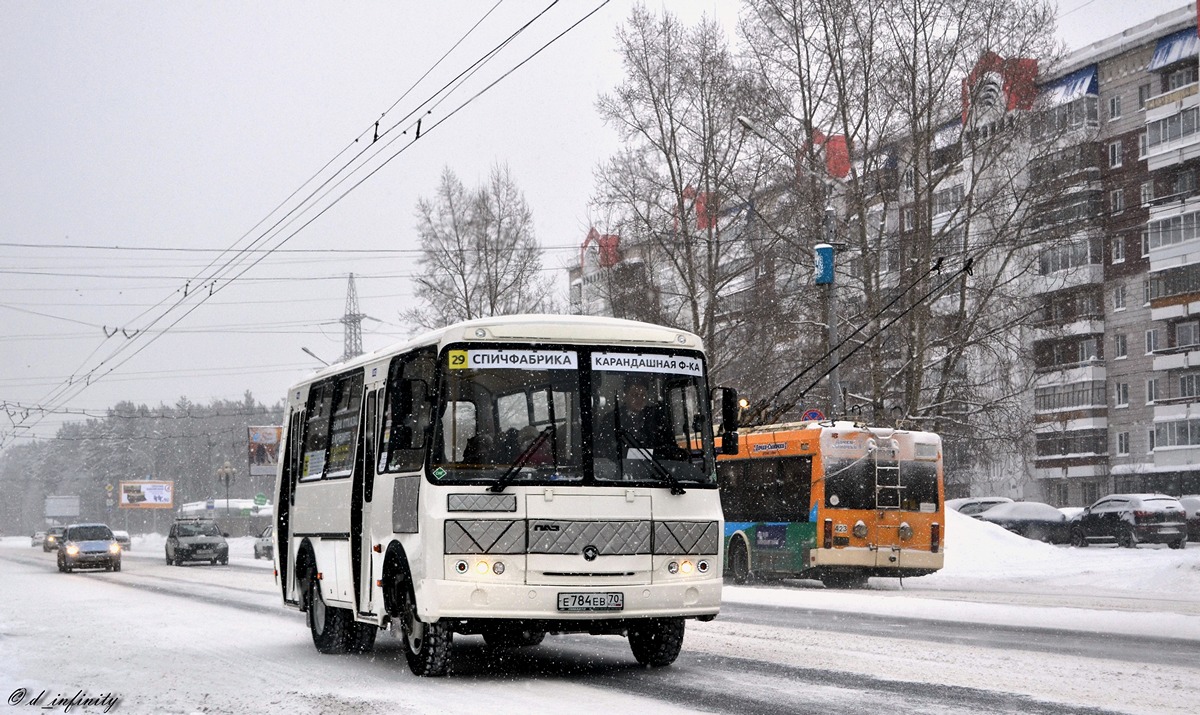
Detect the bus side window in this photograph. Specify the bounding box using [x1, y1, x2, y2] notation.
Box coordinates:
[717, 461, 746, 521]
[781, 457, 813, 522]
[325, 372, 364, 479]
[380, 348, 436, 473]
[301, 381, 334, 480]
[746, 459, 781, 520]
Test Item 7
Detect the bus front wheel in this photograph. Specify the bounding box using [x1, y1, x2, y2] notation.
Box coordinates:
[628, 617, 685, 667]
[728, 538, 751, 585]
[396, 576, 451, 676]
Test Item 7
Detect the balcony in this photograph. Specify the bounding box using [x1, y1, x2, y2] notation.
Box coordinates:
[1152, 347, 1200, 371]
[1031, 264, 1105, 294]
[1033, 362, 1106, 386]
[1145, 82, 1198, 112]
[1146, 85, 1200, 172]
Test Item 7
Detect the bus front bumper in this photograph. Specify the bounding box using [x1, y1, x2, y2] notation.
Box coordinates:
[418, 578, 722, 622]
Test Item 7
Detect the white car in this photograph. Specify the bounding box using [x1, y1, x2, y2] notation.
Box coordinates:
[253, 525, 274, 560]
[946, 496, 1014, 518]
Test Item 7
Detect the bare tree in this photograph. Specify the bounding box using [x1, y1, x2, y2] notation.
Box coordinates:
[591, 7, 784, 388]
[403, 164, 557, 331]
[737, 0, 1065, 492]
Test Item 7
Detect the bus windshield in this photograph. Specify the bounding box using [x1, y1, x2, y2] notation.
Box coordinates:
[429, 346, 715, 487]
[824, 459, 939, 511]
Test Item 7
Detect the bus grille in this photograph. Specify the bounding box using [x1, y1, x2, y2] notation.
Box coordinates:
[444, 519, 719, 556]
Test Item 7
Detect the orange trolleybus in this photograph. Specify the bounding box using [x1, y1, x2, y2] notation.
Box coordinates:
[718, 421, 944, 588]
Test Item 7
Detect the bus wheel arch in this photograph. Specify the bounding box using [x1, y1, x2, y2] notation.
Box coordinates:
[727, 534, 752, 585]
[382, 542, 452, 676]
[295, 539, 317, 612]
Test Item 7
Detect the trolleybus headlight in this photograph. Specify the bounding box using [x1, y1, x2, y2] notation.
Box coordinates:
[680, 560, 694, 575]
[667, 561, 679, 575]
[852, 520, 868, 539]
[492, 561, 505, 575]
[476, 560, 490, 574]
[697, 560, 710, 574]
[899, 522, 913, 541]
[455, 560, 469, 574]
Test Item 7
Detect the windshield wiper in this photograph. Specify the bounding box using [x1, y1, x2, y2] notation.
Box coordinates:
[616, 426, 685, 495]
[489, 424, 554, 493]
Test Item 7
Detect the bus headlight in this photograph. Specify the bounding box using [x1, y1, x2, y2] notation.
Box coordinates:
[475, 560, 490, 575]
[492, 561, 505, 575]
[680, 560, 694, 575]
[852, 520, 868, 539]
[667, 561, 679, 575]
[899, 522, 914, 541]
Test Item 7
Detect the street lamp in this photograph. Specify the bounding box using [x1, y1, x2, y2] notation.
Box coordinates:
[216, 461, 236, 517]
[737, 115, 843, 417]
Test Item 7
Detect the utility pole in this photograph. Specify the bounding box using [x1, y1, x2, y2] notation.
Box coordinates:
[814, 203, 841, 419]
[341, 273, 366, 362]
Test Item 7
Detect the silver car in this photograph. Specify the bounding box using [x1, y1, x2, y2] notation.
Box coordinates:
[165, 518, 229, 565]
[253, 525, 274, 560]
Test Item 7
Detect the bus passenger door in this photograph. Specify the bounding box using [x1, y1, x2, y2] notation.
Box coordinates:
[279, 408, 303, 605]
[352, 388, 380, 615]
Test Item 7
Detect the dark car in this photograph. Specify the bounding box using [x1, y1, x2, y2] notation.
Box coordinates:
[979, 501, 1070, 543]
[57, 523, 122, 572]
[43, 526, 66, 552]
[1180, 495, 1200, 542]
[166, 518, 229, 565]
[1070, 494, 1188, 549]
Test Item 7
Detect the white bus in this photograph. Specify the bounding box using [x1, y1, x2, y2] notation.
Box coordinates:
[274, 315, 738, 676]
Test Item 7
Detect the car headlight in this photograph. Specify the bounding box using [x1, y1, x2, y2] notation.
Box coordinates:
[65, 544, 79, 556]
[109, 543, 121, 554]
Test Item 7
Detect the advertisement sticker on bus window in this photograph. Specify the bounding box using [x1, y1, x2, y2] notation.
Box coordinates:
[591, 352, 703, 376]
[755, 524, 787, 549]
[449, 349, 578, 370]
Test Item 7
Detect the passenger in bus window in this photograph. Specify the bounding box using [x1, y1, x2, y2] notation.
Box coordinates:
[596, 382, 673, 458]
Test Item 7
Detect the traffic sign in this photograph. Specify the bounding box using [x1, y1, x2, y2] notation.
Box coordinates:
[205, 498, 215, 510]
[802, 409, 824, 421]
[254, 493, 268, 506]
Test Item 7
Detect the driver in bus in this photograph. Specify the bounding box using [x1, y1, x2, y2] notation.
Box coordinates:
[595, 381, 675, 461]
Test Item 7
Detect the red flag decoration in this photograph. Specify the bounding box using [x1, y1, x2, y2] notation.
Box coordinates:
[824, 135, 850, 179]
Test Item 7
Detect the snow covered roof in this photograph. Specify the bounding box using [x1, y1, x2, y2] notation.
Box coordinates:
[1038, 65, 1097, 106]
[1148, 26, 1200, 71]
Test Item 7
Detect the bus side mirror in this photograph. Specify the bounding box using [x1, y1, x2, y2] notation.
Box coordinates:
[718, 387, 739, 455]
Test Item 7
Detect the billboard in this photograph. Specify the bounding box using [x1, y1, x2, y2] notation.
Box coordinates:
[119, 480, 174, 509]
[248, 425, 282, 477]
[45, 495, 80, 518]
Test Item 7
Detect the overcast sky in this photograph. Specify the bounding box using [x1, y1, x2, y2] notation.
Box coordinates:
[0, 0, 1194, 447]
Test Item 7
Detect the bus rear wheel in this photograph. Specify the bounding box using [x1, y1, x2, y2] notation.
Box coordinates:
[396, 576, 451, 676]
[628, 617, 685, 667]
[728, 538, 751, 585]
[308, 577, 352, 654]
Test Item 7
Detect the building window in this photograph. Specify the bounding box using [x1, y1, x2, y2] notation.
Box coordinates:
[1148, 428, 1156, 451]
[1146, 377, 1160, 404]
[1147, 106, 1200, 149]
[1141, 230, 1150, 257]
[1114, 382, 1129, 407]
[1110, 188, 1124, 213]
[1138, 83, 1151, 109]
[1140, 181, 1153, 207]
[902, 167, 914, 190]
[1112, 236, 1126, 263]
[1155, 417, 1200, 447]
[1117, 432, 1130, 455]
[1079, 337, 1099, 362]
[1108, 140, 1122, 168]
[1114, 333, 1127, 358]
[1178, 320, 1200, 348]
[1181, 372, 1200, 399]
[1166, 64, 1199, 91]
[1143, 278, 1152, 303]
[1108, 95, 1122, 121]
[1146, 328, 1162, 354]
[902, 208, 915, 231]
[1113, 284, 1126, 309]
[1082, 482, 1101, 505]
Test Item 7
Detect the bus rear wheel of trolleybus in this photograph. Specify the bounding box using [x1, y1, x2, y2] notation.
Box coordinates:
[303, 567, 688, 676]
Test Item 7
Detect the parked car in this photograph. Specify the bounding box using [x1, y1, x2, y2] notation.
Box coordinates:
[253, 525, 273, 560]
[31, 531, 46, 547]
[112, 530, 132, 551]
[1069, 494, 1188, 549]
[946, 496, 1014, 518]
[979, 501, 1070, 543]
[165, 518, 229, 565]
[1179, 495, 1200, 542]
[42, 526, 66, 552]
[57, 523, 122, 572]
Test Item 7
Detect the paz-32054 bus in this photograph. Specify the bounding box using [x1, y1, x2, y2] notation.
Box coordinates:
[274, 315, 737, 676]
